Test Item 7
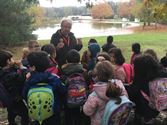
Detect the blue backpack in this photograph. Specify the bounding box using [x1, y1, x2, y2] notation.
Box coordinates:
[101, 96, 133, 125]
[27, 83, 55, 125]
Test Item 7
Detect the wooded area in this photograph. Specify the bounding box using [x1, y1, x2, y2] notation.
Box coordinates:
[0, 0, 167, 46]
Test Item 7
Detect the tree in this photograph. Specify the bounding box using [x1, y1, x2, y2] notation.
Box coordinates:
[91, 3, 113, 19]
[27, 5, 44, 29]
[133, 0, 167, 28]
[117, 0, 136, 19]
[0, 0, 38, 46]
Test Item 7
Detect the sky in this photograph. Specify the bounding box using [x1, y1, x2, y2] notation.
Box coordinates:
[39, 0, 130, 8]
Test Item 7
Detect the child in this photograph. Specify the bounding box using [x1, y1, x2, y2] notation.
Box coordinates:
[102, 35, 116, 53]
[81, 38, 99, 70]
[0, 50, 29, 125]
[109, 48, 134, 84]
[87, 42, 101, 71]
[61, 49, 88, 125]
[108, 48, 127, 83]
[83, 61, 128, 125]
[41, 44, 59, 75]
[125, 55, 166, 125]
[21, 47, 30, 68]
[160, 55, 167, 70]
[130, 43, 142, 65]
[22, 51, 66, 125]
[96, 52, 111, 62]
[28, 40, 40, 52]
[144, 49, 159, 62]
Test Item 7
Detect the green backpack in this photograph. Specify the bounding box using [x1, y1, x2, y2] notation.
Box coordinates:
[27, 83, 54, 125]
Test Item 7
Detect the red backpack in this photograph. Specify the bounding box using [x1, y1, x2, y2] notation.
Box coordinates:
[122, 63, 134, 84]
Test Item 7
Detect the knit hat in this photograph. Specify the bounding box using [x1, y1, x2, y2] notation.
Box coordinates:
[88, 43, 100, 58]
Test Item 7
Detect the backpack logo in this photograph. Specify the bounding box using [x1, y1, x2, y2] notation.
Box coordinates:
[27, 83, 54, 125]
[149, 78, 167, 111]
[66, 73, 87, 108]
[102, 96, 133, 125]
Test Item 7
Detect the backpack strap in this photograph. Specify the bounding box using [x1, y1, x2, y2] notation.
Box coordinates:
[140, 90, 150, 102]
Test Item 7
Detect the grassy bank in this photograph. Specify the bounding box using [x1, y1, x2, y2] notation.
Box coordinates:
[39, 31, 167, 62]
[3, 26, 167, 62]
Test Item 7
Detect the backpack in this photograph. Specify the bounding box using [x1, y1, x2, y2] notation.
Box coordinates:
[66, 73, 87, 108]
[0, 82, 12, 108]
[101, 96, 133, 125]
[122, 63, 134, 84]
[141, 78, 167, 111]
[27, 83, 54, 125]
[46, 57, 59, 75]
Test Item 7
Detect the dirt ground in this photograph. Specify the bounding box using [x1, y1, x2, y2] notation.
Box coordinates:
[128, 24, 167, 33]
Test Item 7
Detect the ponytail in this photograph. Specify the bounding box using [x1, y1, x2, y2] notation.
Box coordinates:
[106, 81, 122, 104]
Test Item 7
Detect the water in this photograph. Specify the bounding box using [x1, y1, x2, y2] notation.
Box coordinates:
[33, 20, 139, 40]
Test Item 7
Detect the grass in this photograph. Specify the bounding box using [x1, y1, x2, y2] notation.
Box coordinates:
[2, 26, 167, 62]
[39, 31, 167, 63]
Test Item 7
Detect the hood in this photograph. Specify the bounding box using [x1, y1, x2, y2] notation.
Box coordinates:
[26, 71, 59, 86]
[93, 82, 109, 101]
[88, 43, 100, 58]
[61, 63, 83, 75]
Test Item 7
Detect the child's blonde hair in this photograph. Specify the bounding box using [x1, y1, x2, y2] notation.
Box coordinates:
[28, 40, 40, 52]
[22, 47, 29, 59]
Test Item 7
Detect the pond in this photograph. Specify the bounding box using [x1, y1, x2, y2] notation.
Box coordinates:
[33, 20, 139, 40]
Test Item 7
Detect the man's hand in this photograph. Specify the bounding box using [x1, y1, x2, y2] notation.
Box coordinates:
[56, 39, 64, 49]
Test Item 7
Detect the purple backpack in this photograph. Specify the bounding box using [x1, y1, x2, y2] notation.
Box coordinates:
[66, 73, 87, 108]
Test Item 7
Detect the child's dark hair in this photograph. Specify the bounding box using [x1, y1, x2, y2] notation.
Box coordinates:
[88, 39, 97, 45]
[108, 48, 125, 65]
[96, 52, 111, 62]
[160, 56, 167, 68]
[66, 49, 80, 63]
[93, 61, 114, 82]
[106, 82, 122, 104]
[107, 35, 113, 44]
[132, 43, 140, 54]
[0, 50, 13, 67]
[27, 51, 50, 72]
[41, 44, 56, 56]
[144, 49, 159, 62]
[133, 54, 161, 83]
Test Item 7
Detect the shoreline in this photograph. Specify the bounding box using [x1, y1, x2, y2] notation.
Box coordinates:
[127, 24, 167, 33]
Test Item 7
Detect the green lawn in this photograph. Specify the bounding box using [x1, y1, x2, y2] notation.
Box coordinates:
[39, 32, 167, 63]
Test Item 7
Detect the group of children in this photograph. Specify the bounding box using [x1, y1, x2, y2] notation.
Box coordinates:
[0, 36, 167, 125]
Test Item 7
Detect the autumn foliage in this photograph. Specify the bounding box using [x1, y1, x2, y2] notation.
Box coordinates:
[91, 3, 113, 19]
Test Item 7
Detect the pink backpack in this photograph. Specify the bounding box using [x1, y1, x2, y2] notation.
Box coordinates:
[141, 78, 167, 111]
[122, 63, 134, 84]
